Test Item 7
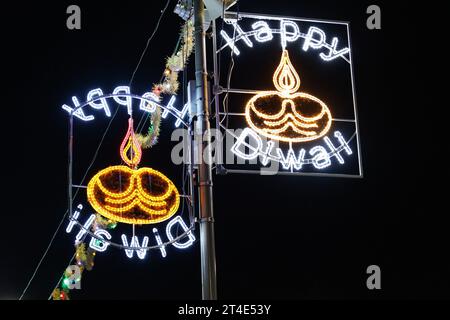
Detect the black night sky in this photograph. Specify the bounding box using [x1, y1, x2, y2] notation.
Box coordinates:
[2, 0, 448, 301]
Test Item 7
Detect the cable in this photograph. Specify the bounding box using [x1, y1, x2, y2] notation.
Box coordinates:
[133, 0, 172, 134]
[19, 101, 121, 300]
[47, 251, 77, 300]
[220, 2, 239, 129]
[128, 0, 172, 89]
[18, 213, 69, 300]
[136, 32, 182, 134]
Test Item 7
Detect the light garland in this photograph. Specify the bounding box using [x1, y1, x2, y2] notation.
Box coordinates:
[137, 18, 195, 149]
[53, 213, 115, 301]
[151, 19, 194, 100]
[245, 49, 332, 143]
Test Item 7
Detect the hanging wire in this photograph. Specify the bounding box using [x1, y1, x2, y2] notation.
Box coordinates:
[18, 211, 70, 300]
[47, 251, 77, 300]
[220, 2, 239, 129]
[18, 0, 172, 300]
[129, 0, 172, 90]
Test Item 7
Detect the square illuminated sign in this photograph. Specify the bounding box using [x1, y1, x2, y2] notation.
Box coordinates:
[212, 12, 363, 177]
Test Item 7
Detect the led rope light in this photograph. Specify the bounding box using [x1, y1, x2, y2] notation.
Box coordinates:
[87, 166, 180, 225]
[120, 118, 142, 168]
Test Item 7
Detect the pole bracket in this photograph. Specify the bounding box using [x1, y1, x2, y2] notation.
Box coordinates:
[198, 180, 213, 187]
[198, 217, 215, 223]
[213, 85, 223, 95]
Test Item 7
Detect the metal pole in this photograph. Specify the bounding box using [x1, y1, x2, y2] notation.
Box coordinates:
[68, 114, 74, 224]
[193, 0, 218, 300]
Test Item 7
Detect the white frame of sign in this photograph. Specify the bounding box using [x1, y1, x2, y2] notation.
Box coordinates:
[211, 12, 363, 178]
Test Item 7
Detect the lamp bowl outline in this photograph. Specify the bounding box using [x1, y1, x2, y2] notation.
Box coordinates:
[87, 166, 180, 225]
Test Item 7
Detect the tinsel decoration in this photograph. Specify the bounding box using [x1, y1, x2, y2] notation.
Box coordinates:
[137, 19, 194, 149]
[75, 241, 95, 271]
[52, 288, 70, 301]
[52, 214, 113, 300]
[75, 243, 88, 266]
[154, 18, 194, 95]
[94, 213, 118, 230]
[136, 106, 162, 149]
[85, 248, 96, 271]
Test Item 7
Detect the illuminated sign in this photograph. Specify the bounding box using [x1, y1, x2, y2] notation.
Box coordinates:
[63, 87, 196, 261]
[66, 205, 195, 260]
[245, 49, 332, 143]
[213, 13, 362, 177]
[61, 85, 190, 127]
[87, 119, 181, 225]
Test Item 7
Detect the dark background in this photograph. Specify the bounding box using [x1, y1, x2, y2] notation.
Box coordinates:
[1, 0, 447, 300]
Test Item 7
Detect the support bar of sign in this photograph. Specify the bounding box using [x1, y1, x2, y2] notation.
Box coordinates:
[223, 169, 364, 178]
[218, 112, 356, 123]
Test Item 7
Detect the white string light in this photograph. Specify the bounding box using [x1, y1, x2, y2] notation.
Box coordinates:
[259, 141, 276, 166]
[335, 131, 353, 155]
[220, 30, 240, 55]
[65, 204, 83, 233]
[121, 234, 150, 260]
[230, 21, 253, 47]
[74, 214, 96, 244]
[89, 229, 112, 252]
[219, 20, 350, 63]
[166, 216, 195, 249]
[153, 228, 167, 258]
[320, 37, 350, 61]
[160, 96, 190, 127]
[251, 21, 273, 43]
[302, 26, 326, 52]
[112, 86, 133, 115]
[310, 146, 331, 169]
[280, 20, 300, 49]
[230, 128, 354, 171]
[62, 96, 95, 121]
[230, 128, 262, 160]
[87, 88, 111, 117]
[277, 147, 306, 170]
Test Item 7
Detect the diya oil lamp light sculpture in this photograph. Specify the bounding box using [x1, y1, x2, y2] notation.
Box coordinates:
[87, 118, 180, 225]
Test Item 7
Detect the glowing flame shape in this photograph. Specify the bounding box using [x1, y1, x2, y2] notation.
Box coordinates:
[245, 50, 332, 143]
[120, 118, 142, 167]
[273, 50, 301, 95]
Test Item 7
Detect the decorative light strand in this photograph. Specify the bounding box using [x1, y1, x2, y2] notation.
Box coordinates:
[119, 118, 142, 168]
